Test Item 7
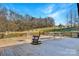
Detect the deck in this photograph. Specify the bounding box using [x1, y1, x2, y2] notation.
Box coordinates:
[0, 37, 79, 56]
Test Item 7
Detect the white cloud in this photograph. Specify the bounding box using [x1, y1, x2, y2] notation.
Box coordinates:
[41, 3, 73, 15]
[43, 6, 53, 13]
[48, 9, 67, 25]
[48, 9, 67, 18]
[59, 3, 74, 9]
[41, 4, 55, 14]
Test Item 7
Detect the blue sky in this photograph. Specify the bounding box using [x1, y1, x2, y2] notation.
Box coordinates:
[0, 3, 78, 25]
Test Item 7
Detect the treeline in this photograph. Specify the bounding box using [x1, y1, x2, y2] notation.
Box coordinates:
[0, 6, 55, 32]
[66, 9, 79, 30]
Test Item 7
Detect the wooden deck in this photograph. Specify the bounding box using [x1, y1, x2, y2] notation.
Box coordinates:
[0, 43, 37, 56]
[0, 37, 79, 56]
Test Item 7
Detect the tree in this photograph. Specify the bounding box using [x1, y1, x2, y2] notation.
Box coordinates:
[0, 6, 55, 32]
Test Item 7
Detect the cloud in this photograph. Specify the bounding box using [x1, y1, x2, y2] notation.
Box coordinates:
[41, 3, 73, 15]
[48, 9, 66, 18]
[48, 3, 74, 18]
[43, 6, 53, 14]
[41, 4, 55, 14]
[48, 9, 67, 25]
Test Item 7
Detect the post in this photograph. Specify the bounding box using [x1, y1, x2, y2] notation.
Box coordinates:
[53, 25, 55, 40]
[77, 3, 79, 15]
[77, 3, 79, 28]
[70, 9, 73, 37]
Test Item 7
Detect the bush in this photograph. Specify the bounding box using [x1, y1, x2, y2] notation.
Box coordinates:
[0, 33, 27, 39]
[0, 33, 4, 39]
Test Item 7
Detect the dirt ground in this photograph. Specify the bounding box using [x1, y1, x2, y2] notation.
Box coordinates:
[0, 34, 69, 48]
[0, 36, 32, 48]
[0, 35, 57, 48]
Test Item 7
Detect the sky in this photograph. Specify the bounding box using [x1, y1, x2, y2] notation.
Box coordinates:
[0, 3, 78, 25]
